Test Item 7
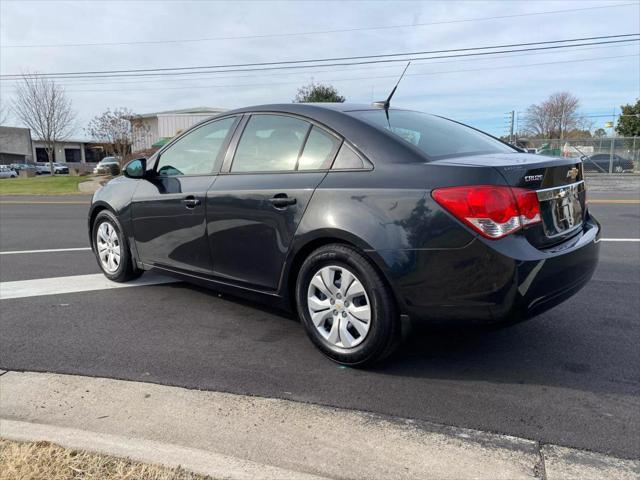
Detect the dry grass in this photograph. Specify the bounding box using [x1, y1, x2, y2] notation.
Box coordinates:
[0, 439, 211, 480]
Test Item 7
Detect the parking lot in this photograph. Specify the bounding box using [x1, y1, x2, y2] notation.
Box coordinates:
[1, 186, 638, 459]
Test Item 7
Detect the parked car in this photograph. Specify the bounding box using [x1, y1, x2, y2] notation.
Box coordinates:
[0, 165, 18, 178]
[53, 162, 69, 174]
[10, 163, 38, 174]
[36, 162, 69, 174]
[35, 164, 50, 174]
[584, 153, 634, 173]
[88, 104, 600, 365]
[93, 157, 121, 175]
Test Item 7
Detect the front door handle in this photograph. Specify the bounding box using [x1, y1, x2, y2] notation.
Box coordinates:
[182, 196, 201, 209]
[268, 194, 297, 208]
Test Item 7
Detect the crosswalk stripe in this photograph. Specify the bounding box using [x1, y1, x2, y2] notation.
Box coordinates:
[0, 247, 92, 255]
[0, 273, 178, 300]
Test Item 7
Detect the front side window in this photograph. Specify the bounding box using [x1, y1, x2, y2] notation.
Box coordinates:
[232, 115, 310, 172]
[351, 110, 516, 160]
[156, 116, 236, 176]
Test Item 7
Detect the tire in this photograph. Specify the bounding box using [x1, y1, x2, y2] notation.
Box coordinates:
[92, 210, 142, 282]
[295, 243, 400, 366]
[614, 165, 623, 173]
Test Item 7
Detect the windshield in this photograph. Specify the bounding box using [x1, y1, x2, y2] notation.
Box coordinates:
[351, 110, 516, 160]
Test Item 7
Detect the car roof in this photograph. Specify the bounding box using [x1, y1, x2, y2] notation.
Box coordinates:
[208, 103, 432, 165]
[221, 102, 414, 116]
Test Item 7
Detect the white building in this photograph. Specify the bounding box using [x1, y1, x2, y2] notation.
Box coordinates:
[130, 107, 226, 152]
[1, 126, 114, 168]
[31, 138, 107, 164]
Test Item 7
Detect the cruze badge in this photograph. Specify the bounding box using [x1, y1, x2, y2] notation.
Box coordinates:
[566, 167, 579, 181]
[524, 174, 543, 182]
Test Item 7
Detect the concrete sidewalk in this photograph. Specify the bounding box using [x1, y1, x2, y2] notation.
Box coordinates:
[0, 371, 637, 480]
[585, 174, 640, 194]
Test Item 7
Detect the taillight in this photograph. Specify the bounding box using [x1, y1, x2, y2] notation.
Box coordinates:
[432, 185, 541, 239]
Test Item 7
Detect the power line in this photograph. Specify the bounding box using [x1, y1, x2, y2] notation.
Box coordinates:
[53, 54, 638, 94]
[2, 34, 637, 80]
[3, 3, 636, 49]
[11, 42, 632, 89]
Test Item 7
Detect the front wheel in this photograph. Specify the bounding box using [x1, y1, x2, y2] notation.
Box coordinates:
[92, 210, 142, 282]
[614, 165, 624, 173]
[295, 244, 400, 366]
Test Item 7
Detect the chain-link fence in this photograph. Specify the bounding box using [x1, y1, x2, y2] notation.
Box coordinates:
[519, 137, 639, 174]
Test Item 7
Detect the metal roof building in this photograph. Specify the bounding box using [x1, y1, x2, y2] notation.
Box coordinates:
[130, 107, 226, 152]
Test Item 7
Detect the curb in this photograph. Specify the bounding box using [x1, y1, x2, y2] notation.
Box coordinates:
[1, 419, 328, 480]
[1, 371, 638, 480]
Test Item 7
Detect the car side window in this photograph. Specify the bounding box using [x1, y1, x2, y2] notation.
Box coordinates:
[156, 116, 236, 176]
[332, 143, 366, 170]
[231, 115, 310, 172]
[297, 126, 340, 170]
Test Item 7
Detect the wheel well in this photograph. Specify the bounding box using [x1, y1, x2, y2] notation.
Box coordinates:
[89, 206, 107, 236]
[286, 237, 398, 313]
[88, 205, 114, 250]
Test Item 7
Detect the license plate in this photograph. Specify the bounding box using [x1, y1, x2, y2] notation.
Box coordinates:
[537, 181, 585, 237]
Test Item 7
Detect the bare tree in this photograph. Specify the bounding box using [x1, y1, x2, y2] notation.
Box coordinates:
[12, 74, 75, 173]
[523, 92, 583, 139]
[86, 108, 136, 167]
[128, 115, 152, 154]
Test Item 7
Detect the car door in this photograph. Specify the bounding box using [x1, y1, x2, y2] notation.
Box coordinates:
[206, 113, 341, 291]
[131, 116, 239, 275]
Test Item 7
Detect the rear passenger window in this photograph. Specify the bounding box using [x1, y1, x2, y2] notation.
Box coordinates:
[332, 143, 365, 169]
[297, 127, 340, 170]
[232, 115, 310, 172]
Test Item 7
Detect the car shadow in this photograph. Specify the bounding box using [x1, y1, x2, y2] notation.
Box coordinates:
[163, 279, 639, 399]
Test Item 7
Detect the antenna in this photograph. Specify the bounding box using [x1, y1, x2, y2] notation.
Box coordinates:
[372, 61, 411, 111]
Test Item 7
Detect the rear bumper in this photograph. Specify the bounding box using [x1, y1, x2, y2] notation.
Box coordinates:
[383, 214, 601, 325]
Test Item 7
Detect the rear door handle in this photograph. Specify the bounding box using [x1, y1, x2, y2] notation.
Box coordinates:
[268, 194, 296, 208]
[182, 196, 201, 209]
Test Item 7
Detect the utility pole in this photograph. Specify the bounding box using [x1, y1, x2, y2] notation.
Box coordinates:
[609, 106, 616, 173]
[509, 110, 515, 144]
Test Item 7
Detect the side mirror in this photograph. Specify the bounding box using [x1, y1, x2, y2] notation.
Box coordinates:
[123, 158, 146, 179]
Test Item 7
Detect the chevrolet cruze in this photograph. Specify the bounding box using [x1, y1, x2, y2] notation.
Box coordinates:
[89, 103, 600, 365]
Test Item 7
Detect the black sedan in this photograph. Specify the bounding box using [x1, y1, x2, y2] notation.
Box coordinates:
[584, 153, 634, 173]
[88, 103, 600, 365]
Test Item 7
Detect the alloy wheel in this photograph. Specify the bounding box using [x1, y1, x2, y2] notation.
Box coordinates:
[96, 221, 121, 273]
[306, 265, 371, 348]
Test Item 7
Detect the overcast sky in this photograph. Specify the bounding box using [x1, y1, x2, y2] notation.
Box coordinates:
[1, 0, 639, 138]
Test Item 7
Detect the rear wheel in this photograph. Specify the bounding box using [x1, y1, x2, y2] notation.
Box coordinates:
[295, 244, 400, 366]
[92, 210, 142, 282]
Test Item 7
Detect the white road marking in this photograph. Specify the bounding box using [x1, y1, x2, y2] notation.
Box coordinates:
[0, 247, 92, 255]
[599, 238, 640, 242]
[0, 273, 178, 300]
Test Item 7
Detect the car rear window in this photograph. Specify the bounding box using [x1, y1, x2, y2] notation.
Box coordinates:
[350, 110, 516, 160]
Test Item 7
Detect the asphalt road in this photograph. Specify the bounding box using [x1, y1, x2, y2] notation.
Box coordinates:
[1, 191, 639, 459]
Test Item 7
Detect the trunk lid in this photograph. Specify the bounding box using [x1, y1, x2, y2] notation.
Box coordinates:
[435, 153, 586, 247]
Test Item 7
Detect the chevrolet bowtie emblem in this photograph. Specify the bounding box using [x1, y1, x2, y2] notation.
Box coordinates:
[566, 167, 579, 181]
